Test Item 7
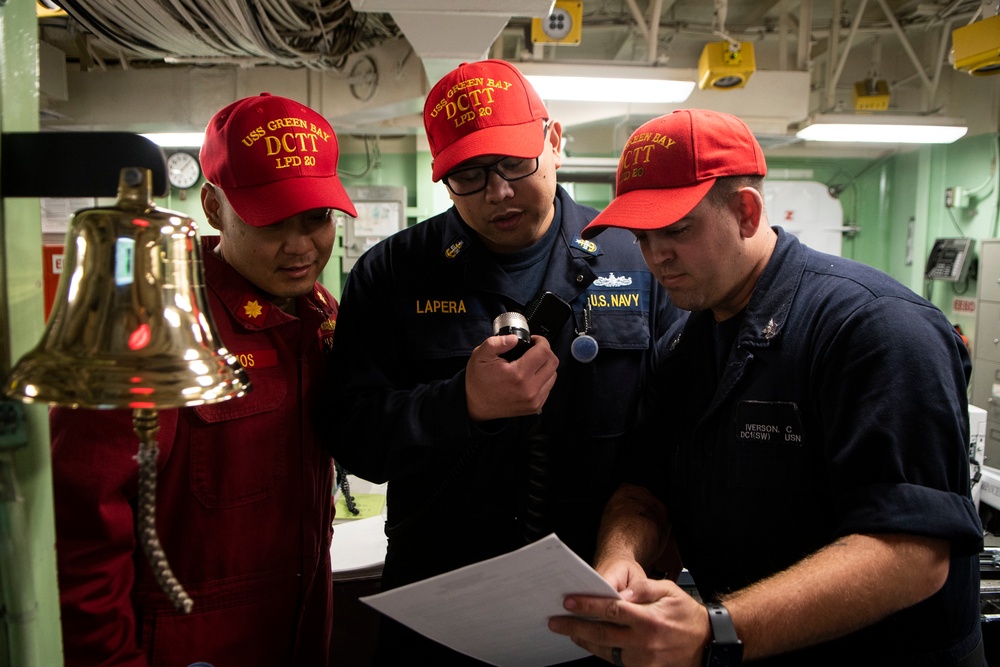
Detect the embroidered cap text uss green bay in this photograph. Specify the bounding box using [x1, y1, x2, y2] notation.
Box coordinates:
[581, 109, 766, 240]
[423, 60, 549, 183]
[200, 92, 358, 227]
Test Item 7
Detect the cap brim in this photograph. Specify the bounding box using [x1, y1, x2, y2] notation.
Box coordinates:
[581, 179, 716, 240]
[431, 122, 545, 182]
[222, 174, 358, 228]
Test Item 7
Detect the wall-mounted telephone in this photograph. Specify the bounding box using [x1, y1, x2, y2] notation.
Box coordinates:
[925, 237, 974, 281]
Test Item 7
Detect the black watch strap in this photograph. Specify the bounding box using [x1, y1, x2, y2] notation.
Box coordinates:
[704, 602, 743, 666]
[706, 603, 739, 643]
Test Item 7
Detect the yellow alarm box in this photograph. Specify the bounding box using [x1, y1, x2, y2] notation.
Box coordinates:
[698, 41, 756, 90]
[953, 14, 1000, 76]
[852, 79, 890, 111]
[531, 0, 583, 46]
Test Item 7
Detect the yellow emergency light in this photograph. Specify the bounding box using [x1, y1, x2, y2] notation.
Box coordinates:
[698, 41, 756, 90]
[953, 15, 1000, 76]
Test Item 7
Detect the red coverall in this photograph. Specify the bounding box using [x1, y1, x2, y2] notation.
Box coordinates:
[51, 236, 337, 667]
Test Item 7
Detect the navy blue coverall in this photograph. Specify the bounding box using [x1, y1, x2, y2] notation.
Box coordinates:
[633, 228, 983, 666]
[327, 186, 681, 664]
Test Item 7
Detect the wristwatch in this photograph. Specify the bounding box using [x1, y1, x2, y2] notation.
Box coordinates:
[703, 602, 743, 666]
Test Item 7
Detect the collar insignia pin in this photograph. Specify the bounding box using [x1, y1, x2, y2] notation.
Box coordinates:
[444, 238, 466, 259]
[244, 299, 264, 319]
[236, 293, 270, 326]
[762, 318, 778, 339]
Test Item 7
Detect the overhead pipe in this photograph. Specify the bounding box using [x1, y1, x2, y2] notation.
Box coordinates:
[778, 0, 789, 71]
[623, 0, 649, 43]
[827, 0, 868, 110]
[927, 19, 958, 109]
[797, 0, 812, 72]
[824, 0, 842, 110]
[715, 0, 728, 36]
[623, 0, 672, 63]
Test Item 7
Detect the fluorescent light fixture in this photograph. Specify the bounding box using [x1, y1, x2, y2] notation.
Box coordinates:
[525, 75, 694, 103]
[141, 132, 205, 148]
[795, 114, 967, 144]
[519, 63, 695, 104]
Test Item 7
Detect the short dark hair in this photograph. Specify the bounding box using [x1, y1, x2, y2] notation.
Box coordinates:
[706, 175, 764, 207]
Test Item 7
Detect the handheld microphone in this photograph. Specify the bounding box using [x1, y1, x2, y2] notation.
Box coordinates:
[493, 312, 532, 361]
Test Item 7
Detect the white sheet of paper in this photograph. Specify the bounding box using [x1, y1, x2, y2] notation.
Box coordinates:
[360, 533, 621, 666]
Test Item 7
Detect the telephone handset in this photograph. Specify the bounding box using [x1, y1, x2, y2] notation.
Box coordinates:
[925, 237, 974, 282]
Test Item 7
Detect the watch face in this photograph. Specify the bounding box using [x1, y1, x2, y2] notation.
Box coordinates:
[705, 642, 744, 667]
[167, 152, 201, 189]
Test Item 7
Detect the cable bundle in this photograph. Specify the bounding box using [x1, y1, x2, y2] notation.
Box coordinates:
[53, 0, 399, 70]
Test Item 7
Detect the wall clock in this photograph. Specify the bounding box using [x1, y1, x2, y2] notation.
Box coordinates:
[166, 152, 201, 189]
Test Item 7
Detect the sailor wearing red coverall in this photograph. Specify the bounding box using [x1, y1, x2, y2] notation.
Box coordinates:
[49, 93, 357, 667]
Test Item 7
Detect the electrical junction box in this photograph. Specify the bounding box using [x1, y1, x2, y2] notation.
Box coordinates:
[341, 186, 407, 272]
[945, 185, 972, 209]
[698, 41, 756, 90]
[952, 14, 1000, 76]
[852, 79, 890, 111]
[531, 0, 582, 45]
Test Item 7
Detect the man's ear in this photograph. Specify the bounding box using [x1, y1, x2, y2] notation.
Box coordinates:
[201, 183, 223, 233]
[547, 120, 564, 169]
[734, 186, 764, 238]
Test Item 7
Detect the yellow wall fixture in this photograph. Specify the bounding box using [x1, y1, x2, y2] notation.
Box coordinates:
[795, 113, 968, 143]
[953, 14, 1000, 75]
[531, 0, 583, 45]
[698, 40, 756, 90]
[852, 79, 890, 111]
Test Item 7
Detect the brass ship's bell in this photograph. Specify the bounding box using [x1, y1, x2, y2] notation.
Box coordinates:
[4, 166, 249, 409]
[4, 166, 250, 614]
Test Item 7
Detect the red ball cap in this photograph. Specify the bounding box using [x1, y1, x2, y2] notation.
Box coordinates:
[423, 60, 549, 182]
[581, 109, 766, 240]
[200, 92, 357, 227]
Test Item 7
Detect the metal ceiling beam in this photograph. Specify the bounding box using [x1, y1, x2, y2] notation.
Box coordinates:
[874, 0, 934, 92]
[647, 0, 665, 62]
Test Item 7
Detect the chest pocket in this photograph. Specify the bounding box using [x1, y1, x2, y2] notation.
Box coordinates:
[403, 313, 491, 361]
[581, 271, 652, 352]
[728, 400, 813, 492]
[401, 293, 494, 376]
[560, 277, 652, 436]
[189, 368, 288, 508]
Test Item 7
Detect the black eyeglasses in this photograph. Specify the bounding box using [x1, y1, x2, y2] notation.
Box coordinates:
[442, 121, 551, 196]
[442, 156, 540, 196]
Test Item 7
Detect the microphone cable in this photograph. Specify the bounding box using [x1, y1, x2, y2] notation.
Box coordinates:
[522, 431, 552, 544]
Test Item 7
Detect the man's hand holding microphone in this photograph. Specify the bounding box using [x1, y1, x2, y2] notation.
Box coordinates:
[465, 311, 559, 422]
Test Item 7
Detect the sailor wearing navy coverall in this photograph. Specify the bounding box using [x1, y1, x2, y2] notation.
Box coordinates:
[326, 60, 681, 665]
[548, 109, 984, 667]
[627, 227, 984, 666]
